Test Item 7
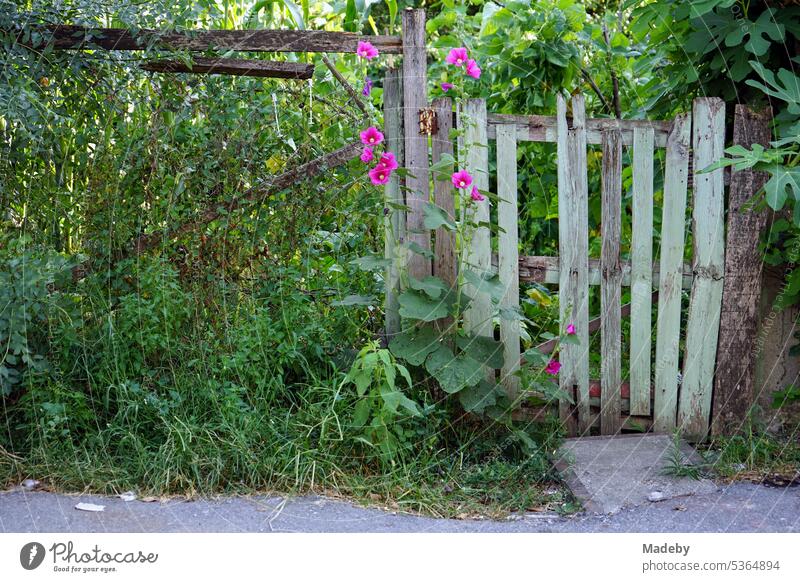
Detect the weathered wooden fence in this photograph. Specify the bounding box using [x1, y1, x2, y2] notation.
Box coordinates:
[384, 15, 732, 438]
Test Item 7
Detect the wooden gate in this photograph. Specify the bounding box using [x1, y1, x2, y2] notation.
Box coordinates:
[385, 88, 727, 440]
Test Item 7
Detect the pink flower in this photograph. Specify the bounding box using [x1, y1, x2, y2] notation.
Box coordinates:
[470, 186, 485, 201]
[369, 165, 391, 185]
[465, 59, 481, 79]
[441, 82, 453, 92]
[545, 359, 562, 376]
[360, 126, 384, 146]
[566, 323, 575, 335]
[446, 47, 469, 67]
[376, 151, 398, 172]
[451, 169, 473, 189]
[362, 77, 373, 96]
[357, 41, 379, 60]
[360, 147, 374, 164]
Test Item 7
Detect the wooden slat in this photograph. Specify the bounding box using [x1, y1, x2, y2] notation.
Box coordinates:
[512, 255, 693, 288]
[600, 129, 623, 435]
[679, 98, 726, 440]
[383, 68, 404, 339]
[32, 25, 403, 53]
[653, 113, 691, 433]
[487, 113, 671, 147]
[431, 98, 456, 289]
[712, 106, 772, 436]
[401, 9, 431, 280]
[629, 128, 655, 416]
[496, 124, 521, 399]
[140, 57, 313, 78]
[461, 99, 493, 339]
[557, 94, 590, 435]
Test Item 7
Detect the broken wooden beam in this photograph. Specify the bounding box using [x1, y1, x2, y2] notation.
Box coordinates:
[22, 25, 403, 54]
[140, 58, 313, 79]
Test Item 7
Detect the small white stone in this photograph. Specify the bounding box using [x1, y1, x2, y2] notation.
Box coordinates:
[119, 491, 137, 502]
[648, 491, 666, 502]
[21, 479, 40, 490]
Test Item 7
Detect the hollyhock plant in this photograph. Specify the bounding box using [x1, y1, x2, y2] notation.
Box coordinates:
[441, 82, 453, 92]
[377, 152, 398, 172]
[357, 41, 379, 60]
[470, 186, 485, 202]
[545, 359, 562, 375]
[451, 169, 473, 189]
[368, 165, 391, 185]
[360, 147, 374, 164]
[360, 126, 384, 146]
[566, 323, 576, 335]
[446, 47, 469, 67]
[465, 59, 481, 79]
[362, 77, 373, 97]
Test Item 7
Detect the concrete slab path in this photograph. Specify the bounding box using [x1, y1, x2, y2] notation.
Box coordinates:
[1, 484, 798, 533]
[556, 434, 718, 514]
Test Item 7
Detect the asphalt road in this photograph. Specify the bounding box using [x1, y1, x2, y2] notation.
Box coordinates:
[1, 482, 798, 533]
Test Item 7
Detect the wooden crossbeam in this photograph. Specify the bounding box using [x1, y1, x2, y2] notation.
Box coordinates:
[141, 58, 314, 79]
[23, 25, 403, 54]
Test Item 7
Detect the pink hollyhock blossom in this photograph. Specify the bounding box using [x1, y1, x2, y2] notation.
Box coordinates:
[545, 359, 562, 376]
[362, 77, 373, 96]
[465, 59, 481, 79]
[446, 47, 469, 67]
[357, 41, 379, 60]
[566, 323, 576, 335]
[441, 82, 453, 92]
[377, 152, 398, 172]
[360, 126, 384, 146]
[451, 169, 473, 189]
[470, 186, 485, 202]
[360, 147, 374, 163]
[368, 165, 391, 185]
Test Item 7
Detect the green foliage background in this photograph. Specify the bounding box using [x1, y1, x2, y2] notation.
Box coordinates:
[2, 0, 799, 511]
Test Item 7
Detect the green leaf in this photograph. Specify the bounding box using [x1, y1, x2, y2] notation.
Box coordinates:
[746, 62, 800, 114]
[425, 345, 484, 394]
[389, 326, 440, 366]
[456, 335, 504, 368]
[458, 380, 501, 413]
[764, 164, 800, 211]
[523, 348, 550, 366]
[353, 399, 370, 427]
[398, 289, 450, 321]
[331, 294, 376, 307]
[724, 9, 784, 56]
[463, 269, 505, 302]
[408, 275, 449, 299]
[423, 202, 456, 231]
[351, 255, 392, 271]
[406, 241, 434, 259]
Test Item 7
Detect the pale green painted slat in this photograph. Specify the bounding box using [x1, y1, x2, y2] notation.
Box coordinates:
[679, 98, 726, 440]
[653, 112, 691, 433]
[629, 127, 655, 416]
[383, 68, 404, 339]
[496, 124, 520, 399]
[600, 129, 623, 435]
[556, 94, 591, 435]
[460, 99, 492, 340]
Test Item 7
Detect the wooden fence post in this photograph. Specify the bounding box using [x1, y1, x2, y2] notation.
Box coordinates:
[401, 8, 431, 281]
[556, 94, 590, 435]
[600, 128, 623, 435]
[653, 113, 691, 433]
[431, 97, 456, 289]
[712, 105, 772, 436]
[629, 127, 655, 417]
[460, 99, 492, 340]
[679, 97, 726, 440]
[496, 124, 521, 398]
[383, 68, 405, 338]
